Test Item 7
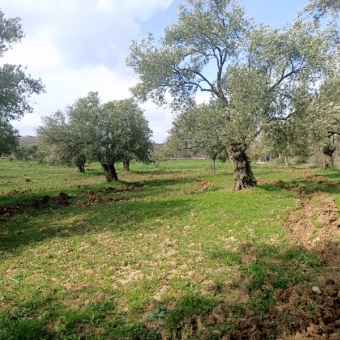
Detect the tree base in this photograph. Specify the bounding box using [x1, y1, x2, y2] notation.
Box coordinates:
[228, 148, 257, 191]
[102, 164, 118, 182]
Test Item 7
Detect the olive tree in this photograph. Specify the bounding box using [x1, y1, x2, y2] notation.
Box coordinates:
[306, 74, 340, 169]
[0, 10, 44, 155]
[127, 0, 336, 190]
[37, 110, 87, 172]
[40, 92, 153, 182]
[165, 101, 227, 172]
[305, 0, 340, 17]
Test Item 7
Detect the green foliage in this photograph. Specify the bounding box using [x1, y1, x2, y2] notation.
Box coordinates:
[0, 119, 19, 155]
[305, 0, 340, 18]
[164, 100, 228, 165]
[13, 145, 38, 161]
[37, 92, 153, 178]
[0, 10, 44, 155]
[127, 0, 338, 187]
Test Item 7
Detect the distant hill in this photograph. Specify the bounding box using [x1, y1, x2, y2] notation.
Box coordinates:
[19, 136, 38, 146]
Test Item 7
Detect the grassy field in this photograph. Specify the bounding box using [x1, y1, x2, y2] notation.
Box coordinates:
[0, 159, 339, 339]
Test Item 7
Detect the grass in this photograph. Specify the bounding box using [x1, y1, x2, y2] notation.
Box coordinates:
[0, 159, 339, 338]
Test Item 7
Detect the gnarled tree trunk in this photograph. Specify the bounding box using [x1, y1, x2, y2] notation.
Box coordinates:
[228, 146, 257, 191]
[322, 144, 335, 170]
[123, 161, 130, 171]
[102, 163, 118, 182]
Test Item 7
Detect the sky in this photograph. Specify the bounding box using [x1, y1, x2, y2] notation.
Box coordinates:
[1, 0, 309, 143]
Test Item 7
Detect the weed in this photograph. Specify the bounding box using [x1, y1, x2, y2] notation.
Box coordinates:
[0, 311, 50, 340]
[281, 249, 323, 268]
[147, 306, 167, 321]
[165, 293, 216, 330]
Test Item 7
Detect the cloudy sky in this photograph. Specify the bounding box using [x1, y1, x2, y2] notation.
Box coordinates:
[1, 0, 308, 143]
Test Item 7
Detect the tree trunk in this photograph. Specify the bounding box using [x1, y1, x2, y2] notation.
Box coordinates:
[322, 144, 335, 170]
[210, 157, 216, 173]
[123, 161, 130, 171]
[102, 164, 118, 182]
[322, 152, 334, 170]
[228, 147, 257, 191]
[284, 155, 290, 168]
[77, 164, 85, 173]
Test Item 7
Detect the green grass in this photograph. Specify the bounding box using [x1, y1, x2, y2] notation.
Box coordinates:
[0, 159, 339, 338]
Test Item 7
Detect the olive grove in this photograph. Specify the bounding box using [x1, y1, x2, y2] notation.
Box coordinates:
[127, 0, 338, 190]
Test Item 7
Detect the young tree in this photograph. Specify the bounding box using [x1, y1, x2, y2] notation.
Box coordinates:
[165, 101, 227, 172]
[0, 11, 44, 154]
[127, 0, 336, 190]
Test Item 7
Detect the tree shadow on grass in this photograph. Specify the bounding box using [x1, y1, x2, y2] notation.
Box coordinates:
[0, 194, 195, 254]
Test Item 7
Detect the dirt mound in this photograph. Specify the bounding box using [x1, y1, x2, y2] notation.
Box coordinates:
[172, 278, 340, 339]
[285, 193, 340, 267]
[0, 192, 72, 218]
[98, 182, 144, 194]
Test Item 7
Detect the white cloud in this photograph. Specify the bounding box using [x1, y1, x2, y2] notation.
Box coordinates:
[1, 0, 176, 143]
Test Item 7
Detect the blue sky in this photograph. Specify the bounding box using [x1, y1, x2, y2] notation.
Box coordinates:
[1, 0, 309, 142]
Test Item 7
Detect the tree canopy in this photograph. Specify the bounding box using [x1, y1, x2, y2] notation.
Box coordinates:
[127, 0, 338, 190]
[165, 100, 227, 172]
[37, 92, 153, 181]
[0, 10, 44, 155]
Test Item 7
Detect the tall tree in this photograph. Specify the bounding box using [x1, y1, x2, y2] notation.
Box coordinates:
[127, 0, 336, 190]
[0, 10, 44, 155]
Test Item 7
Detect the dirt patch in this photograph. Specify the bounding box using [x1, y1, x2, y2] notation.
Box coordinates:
[0, 192, 72, 218]
[7, 189, 33, 196]
[98, 182, 144, 194]
[285, 192, 340, 267]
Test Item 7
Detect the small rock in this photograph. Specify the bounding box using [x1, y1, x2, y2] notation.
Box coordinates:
[312, 286, 321, 295]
